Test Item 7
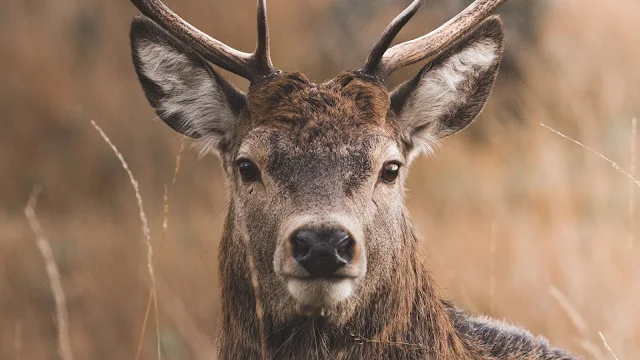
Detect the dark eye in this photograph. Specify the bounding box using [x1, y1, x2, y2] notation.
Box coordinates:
[237, 160, 260, 183]
[380, 161, 401, 184]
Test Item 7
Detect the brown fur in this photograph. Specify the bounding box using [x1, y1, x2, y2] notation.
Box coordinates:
[246, 72, 391, 135]
[129, 14, 579, 360]
[218, 73, 475, 359]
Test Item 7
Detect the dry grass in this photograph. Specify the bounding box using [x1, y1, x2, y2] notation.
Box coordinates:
[1, 0, 639, 359]
[629, 118, 637, 358]
[24, 187, 74, 360]
[540, 123, 640, 188]
[539, 121, 639, 359]
[133, 141, 185, 360]
[599, 332, 620, 360]
[548, 285, 604, 359]
[90, 120, 160, 359]
[135, 289, 155, 360]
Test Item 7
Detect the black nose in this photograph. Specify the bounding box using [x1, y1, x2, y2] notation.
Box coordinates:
[290, 228, 355, 278]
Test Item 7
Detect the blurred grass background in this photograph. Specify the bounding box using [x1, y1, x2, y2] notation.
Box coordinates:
[1, 0, 639, 358]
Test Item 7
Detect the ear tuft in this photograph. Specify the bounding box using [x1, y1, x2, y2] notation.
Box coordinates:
[130, 16, 245, 154]
[391, 16, 504, 159]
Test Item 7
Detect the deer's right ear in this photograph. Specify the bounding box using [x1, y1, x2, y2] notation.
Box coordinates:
[130, 16, 246, 153]
[389, 17, 504, 159]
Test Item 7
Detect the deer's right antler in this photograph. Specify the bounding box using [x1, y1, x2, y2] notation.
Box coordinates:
[362, 0, 509, 79]
[130, 0, 276, 82]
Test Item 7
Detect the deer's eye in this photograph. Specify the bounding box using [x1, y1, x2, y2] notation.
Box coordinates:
[380, 161, 401, 184]
[237, 160, 260, 183]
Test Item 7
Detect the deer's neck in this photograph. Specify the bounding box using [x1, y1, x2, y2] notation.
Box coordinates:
[217, 213, 481, 359]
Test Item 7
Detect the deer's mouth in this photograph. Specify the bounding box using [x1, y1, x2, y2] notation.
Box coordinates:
[285, 276, 356, 308]
[278, 264, 365, 308]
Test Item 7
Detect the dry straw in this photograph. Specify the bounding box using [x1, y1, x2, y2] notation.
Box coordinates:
[488, 221, 497, 314]
[629, 118, 637, 263]
[13, 321, 23, 360]
[540, 123, 640, 187]
[135, 290, 155, 360]
[24, 186, 74, 360]
[629, 117, 637, 359]
[162, 139, 185, 247]
[543, 121, 639, 359]
[599, 332, 620, 360]
[90, 120, 161, 359]
[548, 286, 605, 359]
[135, 139, 186, 360]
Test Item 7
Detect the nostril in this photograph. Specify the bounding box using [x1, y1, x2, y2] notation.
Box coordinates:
[335, 235, 355, 261]
[291, 233, 311, 260]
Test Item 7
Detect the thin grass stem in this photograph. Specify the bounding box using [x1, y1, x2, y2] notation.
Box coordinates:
[24, 187, 74, 360]
[90, 120, 161, 359]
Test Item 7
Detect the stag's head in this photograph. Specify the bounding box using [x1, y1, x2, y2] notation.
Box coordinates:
[129, 0, 505, 322]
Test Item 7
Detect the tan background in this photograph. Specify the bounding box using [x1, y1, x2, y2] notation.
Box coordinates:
[1, 0, 639, 358]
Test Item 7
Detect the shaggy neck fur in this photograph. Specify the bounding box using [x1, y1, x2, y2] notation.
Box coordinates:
[216, 205, 486, 360]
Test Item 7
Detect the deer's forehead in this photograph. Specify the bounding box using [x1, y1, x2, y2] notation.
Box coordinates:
[237, 127, 395, 161]
[246, 71, 392, 130]
[236, 127, 399, 188]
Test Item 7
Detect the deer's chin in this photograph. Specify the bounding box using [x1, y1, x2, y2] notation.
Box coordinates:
[286, 277, 354, 308]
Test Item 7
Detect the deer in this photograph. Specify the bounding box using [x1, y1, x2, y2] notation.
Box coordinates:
[128, 0, 579, 358]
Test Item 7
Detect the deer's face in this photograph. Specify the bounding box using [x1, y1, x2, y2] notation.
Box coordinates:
[230, 72, 407, 312]
[130, 15, 503, 320]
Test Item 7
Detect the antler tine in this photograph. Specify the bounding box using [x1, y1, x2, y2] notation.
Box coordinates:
[255, 0, 274, 75]
[362, 0, 424, 76]
[364, 0, 509, 78]
[130, 0, 276, 82]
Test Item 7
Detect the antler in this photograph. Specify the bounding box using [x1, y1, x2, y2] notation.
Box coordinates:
[362, 0, 509, 78]
[130, 0, 276, 82]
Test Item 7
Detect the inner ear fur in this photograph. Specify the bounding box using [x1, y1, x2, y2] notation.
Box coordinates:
[390, 16, 504, 149]
[130, 16, 246, 142]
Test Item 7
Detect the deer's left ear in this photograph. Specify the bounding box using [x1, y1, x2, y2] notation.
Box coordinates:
[390, 16, 504, 157]
[130, 16, 246, 155]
